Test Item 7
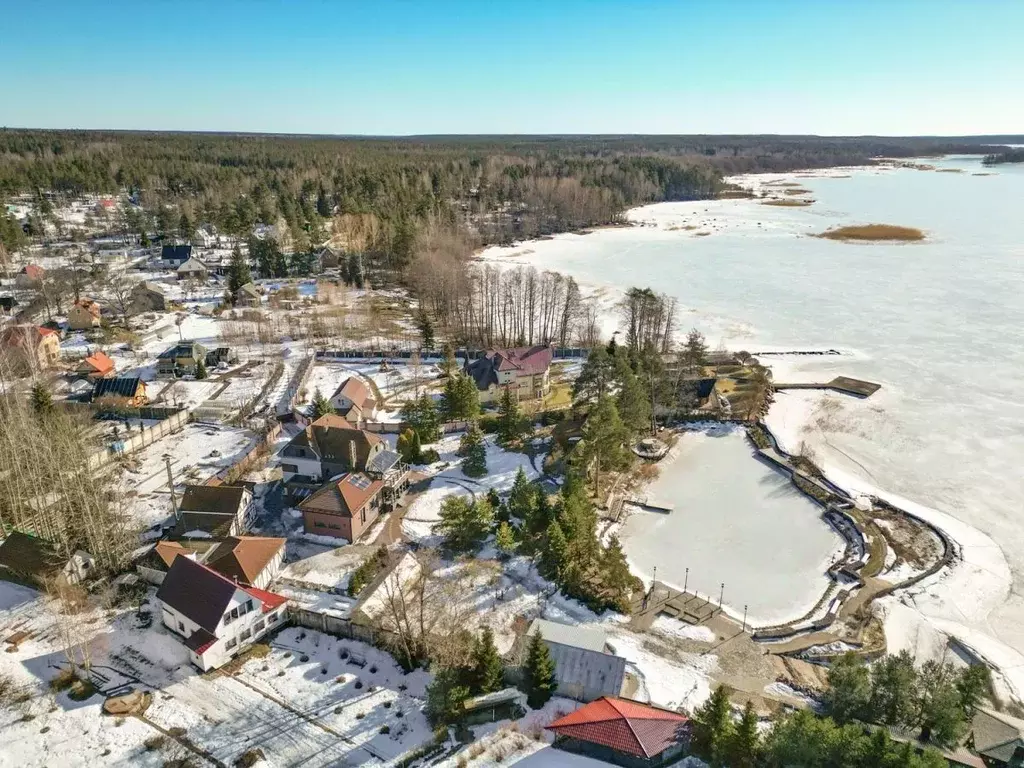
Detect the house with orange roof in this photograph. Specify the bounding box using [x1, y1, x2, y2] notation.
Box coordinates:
[67, 298, 102, 330]
[546, 696, 691, 767]
[75, 350, 115, 379]
[329, 376, 377, 423]
[0, 324, 60, 374]
[156, 555, 288, 670]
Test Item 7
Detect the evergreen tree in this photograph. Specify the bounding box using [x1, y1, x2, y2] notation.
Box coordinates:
[527, 486, 555, 538]
[539, 520, 568, 580]
[425, 667, 470, 726]
[310, 387, 335, 419]
[615, 364, 652, 436]
[495, 521, 517, 560]
[577, 395, 629, 494]
[416, 309, 435, 350]
[469, 627, 504, 695]
[440, 342, 457, 378]
[506, 467, 535, 523]
[956, 664, 991, 718]
[825, 652, 872, 724]
[401, 393, 440, 443]
[572, 343, 616, 405]
[523, 631, 557, 709]
[227, 244, 252, 295]
[460, 422, 488, 478]
[496, 386, 526, 445]
[195, 357, 208, 380]
[434, 495, 493, 554]
[725, 701, 761, 768]
[917, 660, 968, 747]
[691, 685, 735, 766]
[600, 536, 638, 612]
[30, 382, 54, 417]
[397, 428, 420, 463]
[680, 328, 708, 373]
[442, 372, 480, 421]
[869, 650, 919, 730]
[178, 212, 193, 241]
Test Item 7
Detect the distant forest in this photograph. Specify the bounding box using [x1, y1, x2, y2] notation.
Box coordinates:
[982, 148, 1024, 165]
[0, 129, 1013, 280]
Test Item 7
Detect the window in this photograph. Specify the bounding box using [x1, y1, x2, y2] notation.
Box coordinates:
[240, 629, 252, 642]
[246, 599, 254, 614]
[315, 520, 326, 528]
[281, 463, 298, 473]
[361, 508, 366, 523]
[329, 522, 340, 530]
[254, 620, 265, 632]
[225, 638, 237, 650]
[178, 621, 184, 632]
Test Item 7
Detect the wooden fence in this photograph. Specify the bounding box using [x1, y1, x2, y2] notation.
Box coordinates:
[86, 409, 190, 470]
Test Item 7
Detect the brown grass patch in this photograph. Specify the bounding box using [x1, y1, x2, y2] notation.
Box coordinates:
[782, 188, 812, 196]
[694, 231, 711, 237]
[761, 199, 813, 207]
[816, 224, 925, 242]
[936, 168, 963, 173]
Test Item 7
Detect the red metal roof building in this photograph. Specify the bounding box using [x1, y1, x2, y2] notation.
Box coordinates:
[546, 696, 691, 768]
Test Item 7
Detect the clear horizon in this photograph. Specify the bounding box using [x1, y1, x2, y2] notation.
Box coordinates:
[2, 0, 1023, 136]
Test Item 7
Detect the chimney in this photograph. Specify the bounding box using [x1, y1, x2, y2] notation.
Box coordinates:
[349, 438, 358, 470]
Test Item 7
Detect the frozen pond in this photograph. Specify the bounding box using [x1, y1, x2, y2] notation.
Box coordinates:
[620, 427, 845, 625]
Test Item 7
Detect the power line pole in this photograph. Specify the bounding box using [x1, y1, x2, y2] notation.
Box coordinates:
[164, 454, 178, 522]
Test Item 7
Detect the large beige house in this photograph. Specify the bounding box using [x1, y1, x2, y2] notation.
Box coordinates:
[0, 325, 61, 374]
[466, 344, 555, 403]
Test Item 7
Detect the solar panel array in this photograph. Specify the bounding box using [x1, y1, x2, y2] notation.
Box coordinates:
[347, 474, 371, 490]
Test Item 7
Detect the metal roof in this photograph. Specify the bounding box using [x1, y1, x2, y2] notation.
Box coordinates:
[529, 618, 608, 653]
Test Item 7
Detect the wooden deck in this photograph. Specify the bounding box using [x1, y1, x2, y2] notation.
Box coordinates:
[773, 376, 881, 398]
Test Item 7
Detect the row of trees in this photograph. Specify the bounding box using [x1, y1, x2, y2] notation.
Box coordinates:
[691, 686, 950, 768]
[824, 651, 990, 747]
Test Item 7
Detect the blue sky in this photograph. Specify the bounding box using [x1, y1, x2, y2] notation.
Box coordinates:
[1, 0, 1021, 135]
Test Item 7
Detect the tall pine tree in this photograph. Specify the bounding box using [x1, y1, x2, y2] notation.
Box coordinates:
[524, 631, 557, 709]
[310, 387, 335, 419]
[469, 627, 504, 695]
[496, 387, 525, 445]
[460, 422, 488, 478]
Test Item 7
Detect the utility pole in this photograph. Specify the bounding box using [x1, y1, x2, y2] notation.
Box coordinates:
[742, 604, 748, 633]
[164, 454, 178, 521]
[719, 582, 725, 614]
[683, 567, 689, 595]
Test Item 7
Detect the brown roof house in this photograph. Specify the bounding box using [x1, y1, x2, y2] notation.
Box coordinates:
[156, 555, 287, 671]
[177, 485, 255, 537]
[297, 472, 387, 542]
[467, 344, 554, 404]
[67, 298, 102, 330]
[76, 350, 115, 379]
[234, 282, 262, 307]
[329, 376, 377, 424]
[136, 536, 285, 590]
[280, 415, 388, 485]
[0, 325, 61, 375]
[0, 531, 96, 588]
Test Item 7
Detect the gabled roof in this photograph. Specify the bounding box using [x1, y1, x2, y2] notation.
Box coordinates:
[205, 536, 285, 586]
[237, 282, 260, 298]
[80, 351, 115, 375]
[286, 415, 383, 470]
[546, 697, 689, 759]
[298, 473, 383, 519]
[135, 281, 166, 295]
[20, 264, 45, 279]
[0, 532, 66, 580]
[177, 257, 209, 273]
[332, 377, 374, 410]
[151, 541, 192, 568]
[72, 299, 101, 317]
[0, 325, 54, 349]
[158, 341, 207, 360]
[92, 376, 144, 400]
[180, 485, 248, 517]
[156, 556, 242, 632]
[973, 707, 1024, 760]
[244, 585, 288, 613]
[467, 344, 554, 391]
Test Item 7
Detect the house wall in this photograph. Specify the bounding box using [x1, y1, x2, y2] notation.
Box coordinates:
[280, 452, 324, 484]
[137, 564, 168, 586]
[252, 548, 285, 590]
[68, 306, 100, 330]
[160, 589, 287, 671]
[302, 510, 354, 541]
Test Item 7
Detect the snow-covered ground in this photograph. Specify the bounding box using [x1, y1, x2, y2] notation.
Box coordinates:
[480, 157, 1024, 705]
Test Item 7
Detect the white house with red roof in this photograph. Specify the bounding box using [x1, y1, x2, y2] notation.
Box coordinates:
[466, 343, 555, 403]
[155, 554, 287, 670]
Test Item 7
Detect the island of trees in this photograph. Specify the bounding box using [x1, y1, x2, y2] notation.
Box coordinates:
[982, 149, 1024, 165]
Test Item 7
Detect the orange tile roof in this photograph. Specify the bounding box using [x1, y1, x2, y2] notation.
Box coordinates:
[205, 536, 285, 586]
[298, 472, 383, 518]
[82, 351, 115, 375]
[547, 697, 689, 759]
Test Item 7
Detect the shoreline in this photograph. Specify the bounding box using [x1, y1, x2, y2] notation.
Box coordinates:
[479, 163, 1024, 703]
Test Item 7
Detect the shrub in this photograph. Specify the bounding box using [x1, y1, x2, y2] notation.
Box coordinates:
[354, 680, 363, 689]
[144, 735, 167, 751]
[300, 655, 309, 663]
[356, 712, 365, 720]
[234, 748, 265, 768]
[49, 668, 78, 693]
[380, 725, 391, 735]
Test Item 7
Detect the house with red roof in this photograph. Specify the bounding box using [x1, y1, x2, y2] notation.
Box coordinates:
[0, 324, 60, 374]
[76, 350, 115, 379]
[466, 343, 555, 403]
[328, 376, 377, 424]
[155, 554, 288, 670]
[546, 696, 692, 768]
[15, 264, 45, 289]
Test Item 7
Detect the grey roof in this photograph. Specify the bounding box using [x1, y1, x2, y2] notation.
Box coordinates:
[529, 618, 608, 653]
[92, 376, 144, 400]
[366, 449, 400, 475]
[161, 244, 192, 263]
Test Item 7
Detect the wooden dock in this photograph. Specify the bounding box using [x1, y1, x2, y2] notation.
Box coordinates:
[624, 496, 674, 513]
[773, 376, 881, 398]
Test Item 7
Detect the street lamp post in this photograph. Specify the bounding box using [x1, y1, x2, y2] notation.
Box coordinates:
[742, 604, 748, 633]
[719, 582, 725, 613]
[683, 567, 689, 594]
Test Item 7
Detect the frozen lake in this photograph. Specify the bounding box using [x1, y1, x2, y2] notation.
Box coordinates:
[620, 427, 844, 625]
[482, 155, 1024, 695]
